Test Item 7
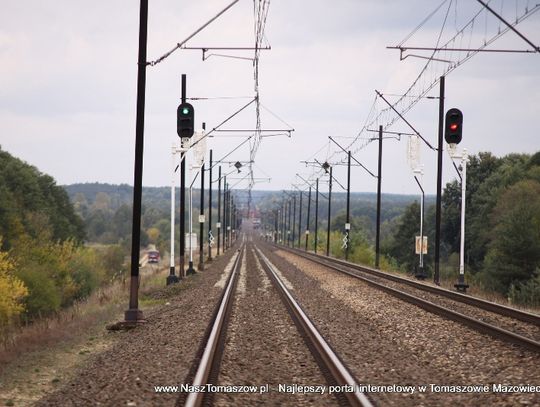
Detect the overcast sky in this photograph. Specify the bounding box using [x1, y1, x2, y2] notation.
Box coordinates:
[1, 0, 539, 197]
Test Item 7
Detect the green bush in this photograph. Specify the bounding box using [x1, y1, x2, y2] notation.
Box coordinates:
[69, 248, 104, 301]
[15, 266, 61, 319]
[508, 273, 540, 307]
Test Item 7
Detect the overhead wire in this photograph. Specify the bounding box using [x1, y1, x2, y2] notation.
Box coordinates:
[344, 0, 539, 157]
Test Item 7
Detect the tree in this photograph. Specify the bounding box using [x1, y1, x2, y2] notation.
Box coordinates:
[481, 180, 540, 294]
[384, 201, 436, 274]
[467, 153, 530, 271]
[441, 152, 502, 268]
[146, 227, 160, 243]
[0, 148, 85, 248]
[0, 246, 28, 340]
[92, 192, 112, 212]
[385, 202, 421, 273]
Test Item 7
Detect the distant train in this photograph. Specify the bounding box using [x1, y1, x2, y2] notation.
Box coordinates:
[147, 247, 160, 263]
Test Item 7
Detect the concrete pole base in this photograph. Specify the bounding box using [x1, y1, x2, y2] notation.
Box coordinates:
[454, 282, 469, 293]
[187, 261, 196, 275]
[124, 308, 145, 322]
[166, 274, 180, 285]
[414, 266, 427, 280]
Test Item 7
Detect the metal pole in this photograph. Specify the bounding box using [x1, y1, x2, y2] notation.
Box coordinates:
[434, 75, 445, 285]
[305, 186, 311, 251]
[125, 0, 148, 322]
[229, 198, 233, 245]
[375, 125, 383, 268]
[208, 149, 213, 261]
[222, 179, 227, 250]
[167, 144, 179, 285]
[187, 166, 196, 276]
[281, 198, 285, 244]
[283, 199, 287, 245]
[420, 182, 425, 269]
[326, 167, 332, 257]
[179, 74, 187, 278]
[228, 193, 233, 246]
[455, 149, 469, 292]
[217, 166, 222, 255]
[231, 202, 234, 244]
[283, 198, 287, 244]
[345, 151, 351, 260]
[198, 160, 205, 271]
[298, 191, 303, 248]
[232, 202, 236, 243]
[227, 188, 231, 248]
[292, 194, 297, 248]
[314, 178, 319, 253]
[413, 170, 426, 280]
[274, 210, 278, 243]
[287, 198, 292, 246]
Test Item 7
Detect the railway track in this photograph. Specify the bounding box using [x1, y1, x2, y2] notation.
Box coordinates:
[181, 241, 373, 407]
[271, 242, 540, 354]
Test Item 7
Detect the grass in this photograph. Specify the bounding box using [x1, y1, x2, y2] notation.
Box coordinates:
[0, 266, 170, 368]
[0, 265, 174, 407]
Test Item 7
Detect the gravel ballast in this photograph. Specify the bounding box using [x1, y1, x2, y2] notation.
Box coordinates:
[35, 246, 241, 407]
[260, 242, 540, 407]
[214, 245, 337, 406]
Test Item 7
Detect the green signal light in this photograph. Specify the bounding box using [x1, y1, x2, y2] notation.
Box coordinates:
[182, 107, 190, 115]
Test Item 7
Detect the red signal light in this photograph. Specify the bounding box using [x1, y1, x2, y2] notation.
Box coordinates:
[445, 108, 463, 144]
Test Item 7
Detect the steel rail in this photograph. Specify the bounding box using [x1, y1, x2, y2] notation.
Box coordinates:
[279, 244, 540, 326]
[184, 246, 244, 407]
[254, 245, 374, 407]
[276, 245, 540, 353]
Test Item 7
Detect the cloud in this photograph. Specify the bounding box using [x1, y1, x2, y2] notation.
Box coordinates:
[0, 0, 538, 195]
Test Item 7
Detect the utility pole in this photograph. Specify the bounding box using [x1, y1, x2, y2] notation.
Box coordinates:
[345, 151, 351, 260]
[229, 197, 233, 245]
[198, 159, 205, 271]
[223, 178, 227, 250]
[305, 186, 311, 251]
[292, 194, 297, 248]
[314, 178, 319, 253]
[413, 167, 426, 279]
[454, 149, 469, 292]
[125, 0, 148, 323]
[186, 164, 197, 276]
[207, 149, 213, 262]
[224, 184, 228, 249]
[375, 125, 383, 268]
[179, 74, 187, 278]
[217, 166, 222, 256]
[287, 198, 292, 246]
[282, 198, 286, 244]
[167, 144, 179, 285]
[434, 76, 445, 285]
[274, 209, 278, 243]
[326, 167, 332, 257]
[297, 191, 303, 248]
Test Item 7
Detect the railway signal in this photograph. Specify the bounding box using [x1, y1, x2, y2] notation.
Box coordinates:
[177, 102, 195, 138]
[444, 108, 463, 145]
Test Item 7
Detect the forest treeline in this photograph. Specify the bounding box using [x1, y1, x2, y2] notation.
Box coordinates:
[2, 147, 539, 341]
[0, 149, 125, 342]
[68, 151, 540, 305]
[384, 151, 540, 304]
[256, 151, 540, 306]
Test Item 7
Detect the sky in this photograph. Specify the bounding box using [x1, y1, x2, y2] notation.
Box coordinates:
[1, 0, 539, 198]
